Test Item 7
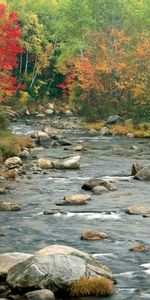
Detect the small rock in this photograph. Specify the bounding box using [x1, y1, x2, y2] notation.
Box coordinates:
[63, 194, 91, 204]
[89, 128, 97, 135]
[81, 230, 108, 240]
[24, 289, 55, 300]
[125, 205, 150, 215]
[0, 187, 7, 194]
[127, 133, 134, 138]
[131, 162, 143, 176]
[19, 149, 30, 160]
[52, 155, 80, 170]
[0, 202, 21, 211]
[99, 127, 110, 136]
[43, 126, 60, 138]
[129, 245, 149, 252]
[37, 158, 52, 169]
[134, 166, 150, 181]
[92, 186, 109, 195]
[43, 210, 59, 215]
[45, 109, 54, 115]
[4, 157, 22, 168]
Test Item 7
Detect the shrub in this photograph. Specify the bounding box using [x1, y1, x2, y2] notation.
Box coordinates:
[69, 276, 115, 297]
[0, 111, 10, 132]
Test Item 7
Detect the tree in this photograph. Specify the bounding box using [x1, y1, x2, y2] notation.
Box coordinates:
[0, 3, 24, 102]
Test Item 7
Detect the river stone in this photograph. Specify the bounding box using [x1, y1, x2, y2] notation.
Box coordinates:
[92, 186, 109, 195]
[88, 128, 97, 135]
[134, 166, 150, 181]
[125, 205, 150, 215]
[19, 149, 30, 160]
[37, 158, 52, 169]
[82, 178, 117, 191]
[99, 127, 110, 136]
[4, 157, 22, 168]
[37, 132, 50, 148]
[131, 162, 143, 176]
[7, 253, 115, 292]
[0, 252, 32, 277]
[81, 230, 108, 240]
[24, 289, 55, 300]
[0, 202, 21, 211]
[63, 194, 91, 204]
[129, 245, 149, 252]
[52, 155, 80, 170]
[43, 126, 60, 138]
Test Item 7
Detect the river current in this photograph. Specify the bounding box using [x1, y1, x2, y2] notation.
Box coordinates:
[0, 119, 150, 300]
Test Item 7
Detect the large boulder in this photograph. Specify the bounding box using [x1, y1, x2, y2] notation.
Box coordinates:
[105, 115, 123, 125]
[52, 155, 80, 170]
[131, 162, 143, 176]
[0, 252, 32, 278]
[7, 253, 115, 293]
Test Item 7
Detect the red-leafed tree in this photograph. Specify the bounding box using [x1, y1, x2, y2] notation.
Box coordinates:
[0, 4, 25, 102]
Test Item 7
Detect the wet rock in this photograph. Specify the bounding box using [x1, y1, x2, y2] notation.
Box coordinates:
[23, 289, 55, 300]
[7, 252, 115, 293]
[57, 139, 72, 146]
[82, 178, 117, 191]
[0, 202, 21, 211]
[134, 166, 150, 181]
[4, 157, 22, 168]
[125, 205, 150, 215]
[0, 253, 32, 278]
[37, 158, 52, 169]
[99, 127, 111, 136]
[131, 162, 143, 176]
[105, 115, 123, 125]
[37, 132, 50, 148]
[30, 147, 45, 156]
[43, 210, 59, 215]
[92, 186, 109, 194]
[43, 126, 60, 138]
[81, 230, 108, 240]
[129, 245, 149, 252]
[52, 155, 80, 170]
[59, 194, 91, 205]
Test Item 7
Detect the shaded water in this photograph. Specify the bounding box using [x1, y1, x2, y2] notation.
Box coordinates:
[0, 119, 150, 299]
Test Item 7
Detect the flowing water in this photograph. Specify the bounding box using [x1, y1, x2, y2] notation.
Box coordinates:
[0, 118, 150, 300]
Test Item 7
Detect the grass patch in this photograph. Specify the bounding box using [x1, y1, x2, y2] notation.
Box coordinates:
[82, 120, 105, 131]
[111, 123, 150, 137]
[69, 276, 115, 297]
[0, 132, 32, 161]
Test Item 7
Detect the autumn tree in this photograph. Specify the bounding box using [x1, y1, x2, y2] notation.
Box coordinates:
[0, 3, 24, 102]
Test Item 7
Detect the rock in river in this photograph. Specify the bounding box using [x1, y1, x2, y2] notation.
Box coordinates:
[52, 155, 80, 170]
[24, 289, 55, 300]
[7, 248, 115, 294]
[81, 230, 108, 240]
[0, 202, 21, 211]
[57, 194, 91, 205]
[134, 166, 150, 181]
[125, 205, 150, 215]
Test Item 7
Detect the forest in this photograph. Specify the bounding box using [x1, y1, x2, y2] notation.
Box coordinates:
[0, 0, 150, 122]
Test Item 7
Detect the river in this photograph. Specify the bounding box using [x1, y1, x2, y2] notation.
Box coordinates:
[0, 118, 150, 300]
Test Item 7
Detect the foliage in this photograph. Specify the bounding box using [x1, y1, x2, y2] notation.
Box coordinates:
[69, 276, 115, 297]
[111, 123, 150, 137]
[0, 3, 25, 101]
